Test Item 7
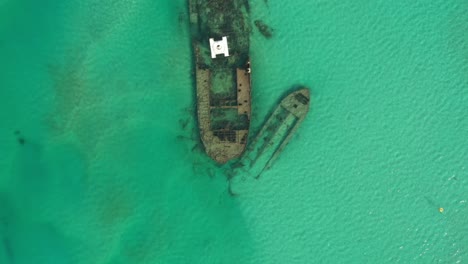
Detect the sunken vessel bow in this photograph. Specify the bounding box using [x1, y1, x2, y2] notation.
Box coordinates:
[189, 0, 252, 163]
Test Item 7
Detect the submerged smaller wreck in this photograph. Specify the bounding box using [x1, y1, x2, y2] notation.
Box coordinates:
[254, 20, 273, 38]
[189, 0, 252, 164]
[229, 88, 310, 194]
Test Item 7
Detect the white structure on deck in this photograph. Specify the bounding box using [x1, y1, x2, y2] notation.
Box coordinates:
[209, 37, 230, 59]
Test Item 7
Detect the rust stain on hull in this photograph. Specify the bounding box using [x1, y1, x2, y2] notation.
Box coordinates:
[189, 0, 252, 163]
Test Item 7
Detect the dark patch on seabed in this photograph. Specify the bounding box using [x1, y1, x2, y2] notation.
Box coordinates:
[177, 107, 204, 154]
[14, 130, 25, 146]
[2, 237, 14, 263]
[0, 195, 14, 264]
[254, 19, 274, 38]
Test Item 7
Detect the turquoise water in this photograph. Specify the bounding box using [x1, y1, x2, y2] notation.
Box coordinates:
[0, 0, 466, 263]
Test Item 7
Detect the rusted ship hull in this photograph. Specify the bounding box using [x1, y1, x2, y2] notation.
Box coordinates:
[189, 0, 252, 163]
[230, 88, 310, 190]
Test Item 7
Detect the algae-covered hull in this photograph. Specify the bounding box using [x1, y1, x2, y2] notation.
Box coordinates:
[189, 0, 252, 164]
[233, 88, 310, 180]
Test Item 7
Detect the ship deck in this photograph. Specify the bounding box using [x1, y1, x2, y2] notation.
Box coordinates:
[189, 0, 252, 163]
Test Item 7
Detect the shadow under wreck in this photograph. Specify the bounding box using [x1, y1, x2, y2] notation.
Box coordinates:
[189, 0, 252, 164]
